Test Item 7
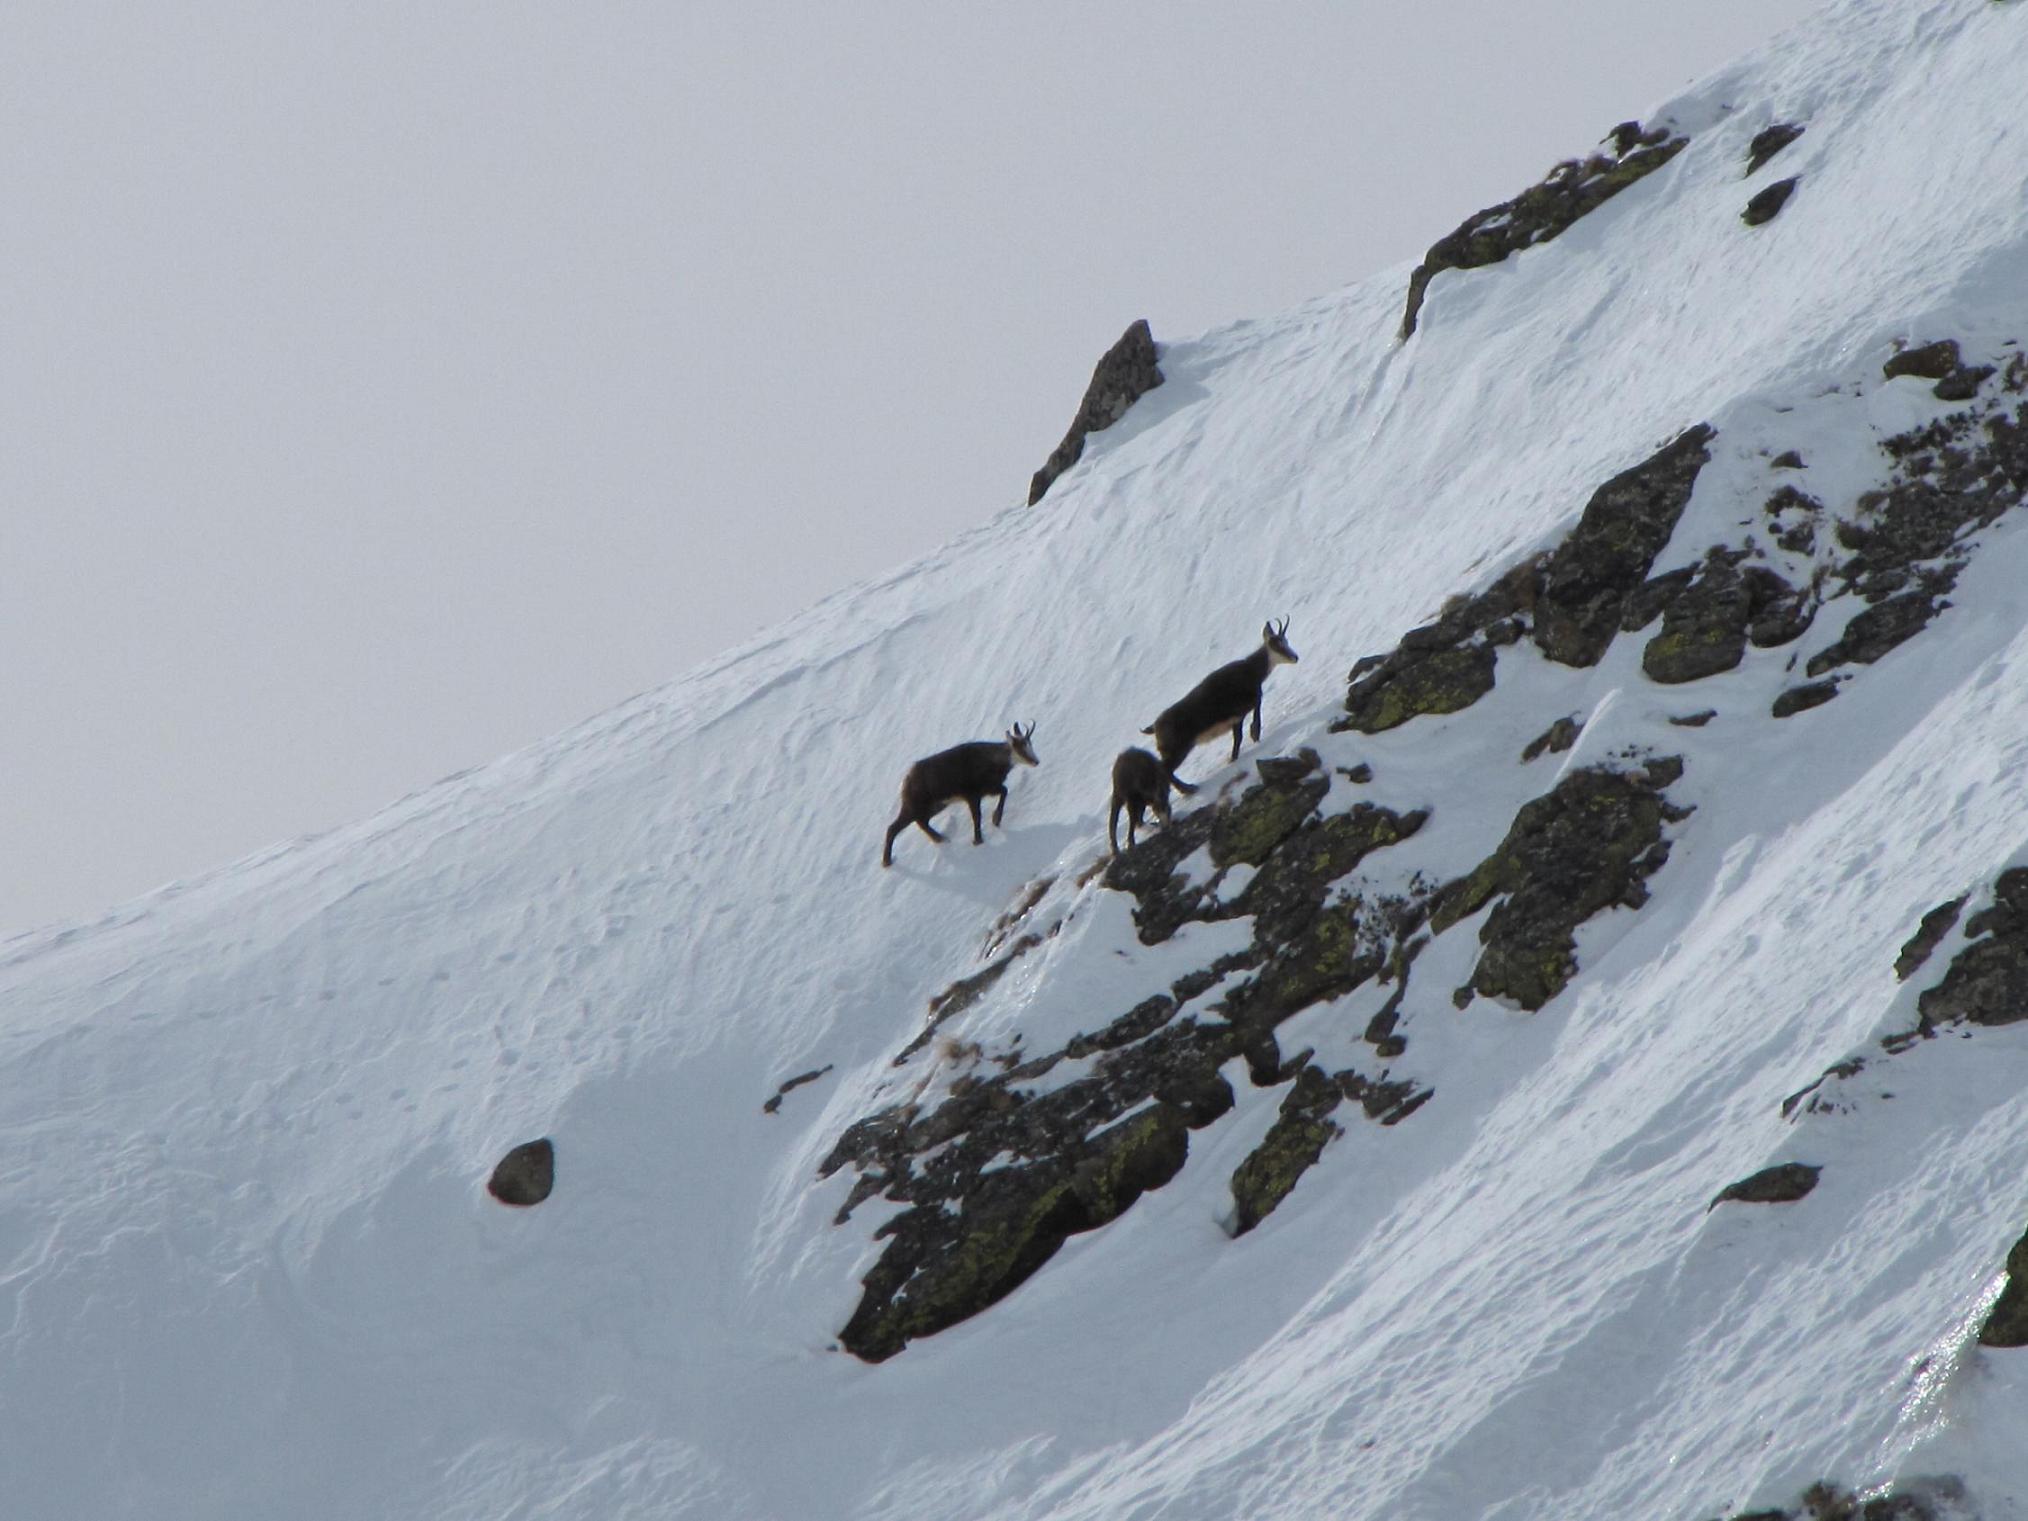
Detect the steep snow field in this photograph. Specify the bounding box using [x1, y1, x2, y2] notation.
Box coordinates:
[7, 0, 2028, 1515]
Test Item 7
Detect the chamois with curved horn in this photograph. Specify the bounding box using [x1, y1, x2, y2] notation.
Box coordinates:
[1108, 746, 1174, 854]
[881, 723, 1040, 868]
[1142, 619, 1298, 794]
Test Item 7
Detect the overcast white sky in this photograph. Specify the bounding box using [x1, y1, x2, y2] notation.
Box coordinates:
[0, 2, 1819, 934]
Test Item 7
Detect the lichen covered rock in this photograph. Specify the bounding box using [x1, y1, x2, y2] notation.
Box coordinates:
[1744, 121, 1806, 175]
[1433, 761, 1688, 1010]
[1742, 176, 1799, 227]
[1533, 426, 1717, 667]
[1229, 1064, 1344, 1235]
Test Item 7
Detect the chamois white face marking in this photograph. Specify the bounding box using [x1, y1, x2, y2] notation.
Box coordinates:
[1008, 731, 1040, 766]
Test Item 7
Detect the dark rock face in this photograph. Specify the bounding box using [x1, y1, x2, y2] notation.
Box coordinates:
[1337, 560, 1539, 736]
[762, 1065, 834, 1115]
[1883, 339, 1998, 402]
[1400, 121, 1689, 338]
[1915, 869, 2028, 1028]
[1744, 122, 1806, 175]
[1432, 761, 1688, 1010]
[1742, 176, 1799, 227]
[1772, 680, 1840, 718]
[1642, 550, 1754, 683]
[1801, 351, 2028, 682]
[487, 1138, 555, 1206]
[1979, 1222, 2028, 1346]
[1534, 426, 1717, 667]
[825, 753, 1434, 1360]
[1895, 896, 1967, 981]
[1709, 1162, 1820, 1209]
[1230, 1064, 1344, 1236]
[1028, 319, 1165, 505]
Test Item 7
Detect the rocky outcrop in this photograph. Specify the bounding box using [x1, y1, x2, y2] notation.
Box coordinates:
[1534, 426, 1717, 667]
[1711, 1476, 1971, 1521]
[1028, 319, 1165, 505]
[1895, 896, 1967, 981]
[1400, 121, 1689, 339]
[1433, 759, 1689, 1010]
[1915, 868, 2028, 1029]
[1796, 348, 2028, 693]
[1979, 1221, 2028, 1346]
[487, 1138, 555, 1206]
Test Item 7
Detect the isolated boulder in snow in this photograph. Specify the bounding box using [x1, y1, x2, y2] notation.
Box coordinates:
[1027, 318, 1165, 504]
[1400, 120, 1689, 338]
[486, 1138, 555, 1206]
[1708, 1162, 1820, 1210]
[1741, 176, 1799, 227]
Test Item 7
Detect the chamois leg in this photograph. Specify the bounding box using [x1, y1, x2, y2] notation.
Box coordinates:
[991, 788, 1007, 828]
[1109, 797, 1124, 855]
[1251, 697, 1263, 743]
[1168, 768, 1199, 796]
[1229, 722, 1244, 762]
[916, 816, 946, 842]
[966, 796, 985, 844]
[1128, 801, 1148, 850]
[882, 813, 911, 868]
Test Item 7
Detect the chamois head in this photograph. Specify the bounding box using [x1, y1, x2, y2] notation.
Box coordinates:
[1262, 618, 1299, 666]
[1007, 723, 1040, 767]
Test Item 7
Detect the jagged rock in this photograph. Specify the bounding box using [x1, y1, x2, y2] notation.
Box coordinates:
[1642, 550, 1752, 683]
[1229, 1064, 1344, 1235]
[1745, 566, 1816, 647]
[1916, 868, 2028, 1027]
[1745, 121, 1806, 175]
[1521, 716, 1582, 761]
[1895, 896, 1967, 981]
[838, 1103, 1190, 1361]
[1742, 176, 1799, 226]
[1211, 757, 1331, 869]
[1979, 1221, 2028, 1346]
[1933, 365, 1995, 402]
[1806, 585, 1947, 676]
[1709, 1162, 1820, 1209]
[1773, 680, 1839, 717]
[1534, 426, 1717, 667]
[1432, 763, 1686, 1010]
[487, 1138, 555, 1206]
[1400, 122, 1689, 338]
[1028, 319, 1165, 505]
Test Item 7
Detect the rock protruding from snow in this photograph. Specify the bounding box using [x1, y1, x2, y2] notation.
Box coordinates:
[487, 1138, 556, 1206]
[1027, 318, 1165, 505]
[1744, 121, 1806, 175]
[1399, 121, 1689, 339]
[1742, 176, 1800, 226]
[1979, 1222, 2028, 1346]
[1708, 1162, 1820, 1209]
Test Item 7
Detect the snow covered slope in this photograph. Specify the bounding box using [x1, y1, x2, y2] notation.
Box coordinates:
[7, 0, 2028, 1515]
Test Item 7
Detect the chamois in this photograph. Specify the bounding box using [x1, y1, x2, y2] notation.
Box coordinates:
[1108, 747, 1174, 854]
[1143, 619, 1298, 794]
[881, 724, 1040, 868]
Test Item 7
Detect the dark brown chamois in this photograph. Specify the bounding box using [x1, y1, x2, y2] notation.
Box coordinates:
[1108, 747, 1174, 854]
[881, 724, 1040, 868]
[1143, 619, 1298, 794]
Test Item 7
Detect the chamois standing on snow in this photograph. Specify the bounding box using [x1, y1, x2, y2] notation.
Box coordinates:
[1143, 619, 1299, 794]
[882, 724, 1040, 868]
[1108, 747, 1174, 854]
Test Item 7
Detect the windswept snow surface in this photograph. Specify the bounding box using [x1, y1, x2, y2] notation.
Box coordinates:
[8, 1, 2028, 1516]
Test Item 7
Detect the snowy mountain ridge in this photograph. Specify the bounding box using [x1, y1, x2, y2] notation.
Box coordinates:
[7, 1, 2028, 1516]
